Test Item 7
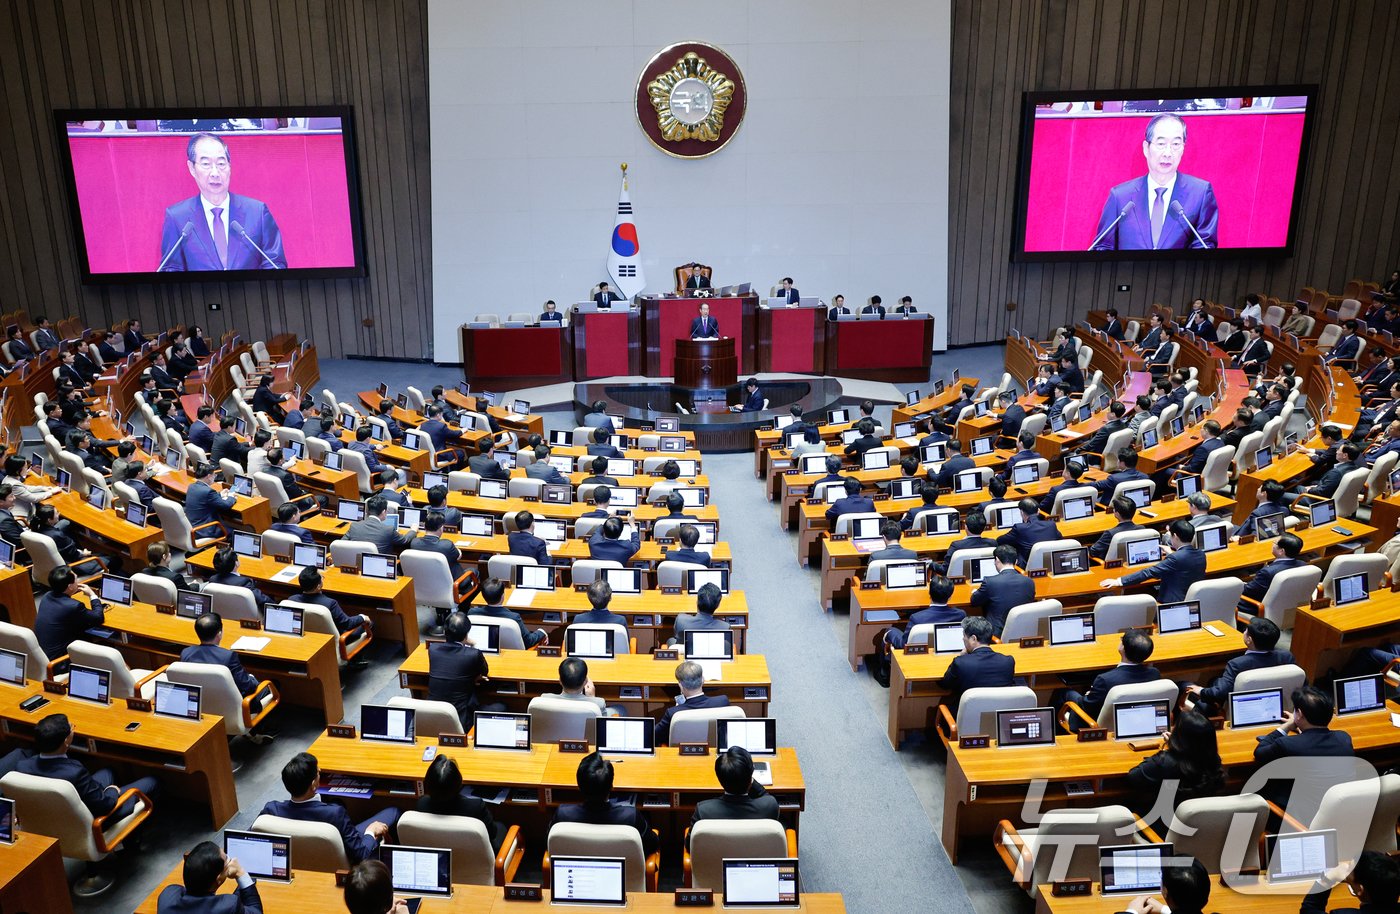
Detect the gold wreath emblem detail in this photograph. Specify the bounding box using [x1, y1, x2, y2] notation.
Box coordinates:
[646, 52, 734, 142]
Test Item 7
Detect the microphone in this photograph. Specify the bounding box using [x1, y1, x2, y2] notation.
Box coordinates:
[228, 220, 282, 269]
[1086, 200, 1136, 251]
[157, 221, 194, 271]
[1170, 201, 1210, 249]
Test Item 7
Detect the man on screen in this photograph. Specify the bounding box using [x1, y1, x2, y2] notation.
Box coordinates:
[158, 133, 287, 271]
[1090, 114, 1218, 251]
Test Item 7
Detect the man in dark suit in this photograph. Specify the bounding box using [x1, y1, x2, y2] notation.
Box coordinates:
[168, 342, 200, 382]
[471, 578, 548, 648]
[1057, 354, 1086, 393]
[690, 302, 719, 339]
[1306, 442, 1363, 499]
[1090, 114, 1218, 250]
[1088, 496, 1145, 561]
[1234, 324, 1272, 374]
[934, 439, 976, 490]
[900, 483, 943, 533]
[1326, 320, 1363, 364]
[940, 616, 1016, 711]
[418, 405, 464, 468]
[683, 263, 710, 290]
[1104, 519, 1205, 603]
[969, 545, 1036, 635]
[209, 420, 251, 470]
[156, 839, 264, 914]
[882, 574, 965, 651]
[468, 438, 508, 481]
[181, 613, 261, 697]
[730, 378, 764, 412]
[539, 300, 563, 323]
[4, 326, 33, 362]
[1045, 383, 1075, 423]
[892, 295, 917, 315]
[1056, 630, 1161, 730]
[189, 406, 216, 451]
[580, 458, 619, 490]
[1136, 314, 1165, 355]
[1077, 401, 1130, 460]
[825, 478, 874, 526]
[1182, 300, 1217, 341]
[593, 282, 624, 309]
[1237, 532, 1307, 613]
[260, 753, 397, 865]
[1185, 616, 1294, 714]
[1177, 419, 1227, 480]
[843, 419, 882, 460]
[656, 660, 730, 745]
[667, 524, 713, 568]
[34, 565, 106, 661]
[408, 510, 466, 581]
[123, 319, 148, 352]
[1036, 460, 1088, 514]
[428, 612, 492, 729]
[0, 485, 28, 548]
[582, 400, 613, 431]
[997, 499, 1060, 563]
[1362, 420, 1400, 467]
[297, 567, 372, 636]
[507, 510, 552, 565]
[207, 547, 271, 612]
[1004, 432, 1042, 479]
[18, 713, 158, 821]
[859, 295, 886, 318]
[686, 746, 778, 845]
[868, 520, 918, 564]
[670, 582, 730, 646]
[32, 316, 60, 352]
[159, 135, 286, 271]
[777, 277, 800, 305]
[553, 752, 659, 855]
[1219, 317, 1248, 354]
[345, 496, 414, 555]
[1145, 326, 1177, 376]
[96, 331, 123, 364]
[940, 511, 997, 576]
[1102, 308, 1125, 340]
[1252, 685, 1355, 812]
[312, 416, 344, 453]
[149, 352, 184, 397]
[589, 516, 641, 563]
[267, 502, 315, 546]
[1095, 448, 1151, 505]
[826, 294, 851, 322]
[572, 579, 628, 629]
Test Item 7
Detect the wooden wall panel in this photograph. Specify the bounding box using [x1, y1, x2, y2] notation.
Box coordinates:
[0, 0, 432, 360]
[950, 0, 1400, 345]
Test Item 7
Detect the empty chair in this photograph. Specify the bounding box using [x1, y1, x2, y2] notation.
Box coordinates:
[1306, 773, 1400, 857]
[1023, 539, 1082, 574]
[657, 560, 707, 590]
[260, 529, 301, 560]
[1184, 577, 1247, 628]
[1318, 552, 1389, 597]
[668, 705, 745, 746]
[1092, 594, 1157, 633]
[467, 614, 525, 651]
[685, 819, 794, 891]
[995, 805, 1145, 897]
[546, 822, 657, 892]
[0, 620, 66, 680]
[528, 694, 601, 743]
[487, 554, 537, 582]
[1000, 599, 1064, 642]
[447, 471, 481, 494]
[1165, 794, 1270, 871]
[399, 550, 470, 633]
[131, 571, 179, 606]
[936, 685, 1038, 743]
[66, 641, 156, 700]
[399, 810, 523, 886]
[946, 546, 995, 581]
[21, 530, 100, 589]
[250, 814, 346, 871]
[330, 539, 378, 570]
[162, 661, 279, 738]
[386, 696, 464, 737]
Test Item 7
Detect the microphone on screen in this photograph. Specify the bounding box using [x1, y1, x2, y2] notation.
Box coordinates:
[1170, 201, 1210, 249]
[156, 221, 195, 272]
[1086, 200, 1135, 251]
[229, 220, 283, 269]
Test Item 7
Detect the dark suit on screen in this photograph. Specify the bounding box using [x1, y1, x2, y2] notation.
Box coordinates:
[1090, 174, 1219, 250]
[158, 194, 287, 271]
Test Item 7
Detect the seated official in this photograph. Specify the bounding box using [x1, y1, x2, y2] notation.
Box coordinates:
[268, 502, 315, 546]
[250, 375, 286, 423]
[508, 510, 552, 565]
[1136, 313, 1165, 354]
[969, 544, 1035, 636]
[590, 516, 641, 563]
[2, 454, 60, 518]
[996, 498, 1061, 566]
[553, 657, 622, 717]
[776, 277, 800, 305]
[868, 520, 918, 564]
[208, 547, 271, 612]
[1088, 496, 1144, 561]
[539, 300, 563, 323]
[347, 425, 391, 475]
[861, 295, 886, 318]
[261, 752, 398, 865]
[554, 752, 660, 855]
[1234, 480, 1289, 540]
[666, 523, 712, 567]
[407, 509, 466, 582]
[524, 446, 569, 485]
[1253, 686, 1355, 815]
[1056, 629, 1161, 728]
[683, 263, 710, 290]
[1303, 441, 1363, 500]
[939, 616, 1016, 712]
[181, 613, 260, 698]
[826, 293, 851, 322]
[669, 582, 730, 647]
[296, 567, 371, 636]
[29, 504, 108, 576]
[686, 746, 779, 848]
[690, 302, 719, 339]
[656, 660, 730, 745]
[346, 495, 414, 554]
[843, 419, 881, 459]
[825, 477, 874, 526]
[423, 484, 463, 530]
[581, 484, 615, 518]
[1102, 307, 1125, 340]
[189, 406, 216, 451]
[313, 416, 345, 453]
[1076, 401, 1131, 459]
[1237, 532, 1306, 612]
[1184, 617, 1293, 715]
[880, 572, 964, 653]
[1057, 353, 1085, 393]
[573, 579, 628, 628]
[342, 860, 405, 914]
[18, 713, 159, 821]
[35, 565, 106, 661]
[1101, 520, 1205, 603]
[468, 437, 508, 480]
[935, 510, 996, 576]
[1123, 857, 1213, 914]
[730, 377, 764, 413]
[185, 462, 238, 537]
[125, 462, 160, 511]
[1094, 448, 1150, 504]
[416, 754, 502, 847]
[900, 483, 943, 532]
[586, 425, 623, 459]
[582, 400, 612, 430]
[262, 446, 326, 508]
[156, 839, 262, 914]
[419, 405, 465, 469]
[429, 612, 500, 729]
[209, 420, 251, 470]
[933, 440, 975, 489]
[1299, 850, 1400, 914]
[144, 541, 201, 592]
[1037, 460, 1089, 514]
[594, 281, 624, 308]
[472, 578, 548, 648]
[1181, 492, 1218, 531]
[1003, 432, 1040, 477]
[1124, 709, 1224, 815]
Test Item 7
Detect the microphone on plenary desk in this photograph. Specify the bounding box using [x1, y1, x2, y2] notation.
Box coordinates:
[229, 220, 283, 269]
[1086, 200, 1136, 251]
[1170, 201, 1211, 249]
[156, 221, 194, 271]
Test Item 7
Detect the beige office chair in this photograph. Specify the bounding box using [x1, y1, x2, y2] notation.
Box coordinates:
[153, 496, 227, 554]
[1235, 565, 1322, 630]
[330, 539, 378, 571]
[250, 815, 346, 871]
[528, 695, 601, 743]
[160, 661, 279, 738]
[569, 559, 622, 586]
[1164, 794, 1270, 872]
[131, 572, 179, 607]
[685, 820, 795, 890]
[467, 615, 526, 651]
[66, 641, 158, 700]
[996, 805, 1147, 897]
[1060, 679, 1180, 733]
[386, 695, 464, 737]
[936, 686, 1037, 746]
[281, 599, 373, 664]
[668, 706, 745, 746]
[1091, 594, 1157, 633]
[0, 620, 68, 680]
[545, 822, 658, 892]
[999, 599, 1064, 642]
[657, 560, 708, 590]
[399, 811, 523, 885]
[202, 582, 263, 623]
[1184, 577, 1247, 628]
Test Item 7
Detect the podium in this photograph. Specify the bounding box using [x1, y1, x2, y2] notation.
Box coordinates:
[674, 338, 737, 389]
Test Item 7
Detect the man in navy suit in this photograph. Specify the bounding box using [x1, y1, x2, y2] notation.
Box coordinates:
[156, 840, 263, 914]
[571, 579, 629, 629]
[996, 498, 1062, 566]
[1237, 532, 1307, 613]
[185, 461, 238, 535]
[158, 134, 286, 271]
[17, 713, 159, 821]
[1326, 320, 1363, 364]
[1091, 114, 1218, 250]
[1095, 448, 1151, 505]
[594, 282, 624, 308]
[589, 516, 640, 563]
[826, 293, 851, 322]
[687, 746, 780, 844]
[1362, 421, 1400, 466]
[1183, 300, 1217, 342]
[940, 616, 1016, 711]
[1252, 685, 1355, 812]
[777, 277, 800, 305]
[1038, 460, 1089, 513]
[507, 510, 551, 565]
[1104, 519, 1206, 603]
[900, 484, 944, 533]
[407, 510, 466, 582]
[730, 378, 764, 412]
[825, 477, 874, 526]
[1136, 313, 1165, 355]
[1005, 432, 1042, 478]
[554, 752, 660, 855]
[969, 545, 1036, 635]
[868, 520, 919, 564]
[1185, 617, 1294, 714]
[861, 295, 886, 318]
[1306, 442, 1363, 499]
[207, 547, 272, 613]
[539, 300, 563, 323]
[683, 263, 710, 290]
[667, 524, 713, 567]
[261, 752, 397, 864]
[690, 302, 719, 339]
[934, 439, 976, 490]
[1103, 308, 1125, 340]
[656, 660, 730, 745]
[1146, 326, 1177, 376]
[1088, 496, 1145, 561]
[181, 613, 260, 697]
[1178, 419, 1227, 479]
[123, 318, 148, 353]
[1055, 630, 1161, 730]
[1234, 323, 1272, 374]
[882, 574, 965, 651]
[429, 612, 495, 727]
[34, 566, 106, 661]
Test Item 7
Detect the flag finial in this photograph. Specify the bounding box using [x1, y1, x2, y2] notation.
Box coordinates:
[620, 162, 628, 189]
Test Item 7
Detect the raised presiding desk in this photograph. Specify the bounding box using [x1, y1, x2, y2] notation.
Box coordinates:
[824, 314, 934, 383]
[0, 679, 238, 828]
[460, 324, 572, 387]
[399, 648, 772, 716]
[135, 866, 848, 914]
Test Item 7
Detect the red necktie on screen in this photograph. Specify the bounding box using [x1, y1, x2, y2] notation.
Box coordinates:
[1150, 187, 1166, 249]
[211, 207, 229, 267]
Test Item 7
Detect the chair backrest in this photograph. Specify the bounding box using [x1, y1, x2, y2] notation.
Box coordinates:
[1333, 466, 1370, 519]
[1365, 451, 1400, 504]
[1337, 298, 1363, 320]
[1234, 664, 1307, 710]
[566, 623, 630, 655]
[0, 620, 51, 674]
[330, 539, 377, 570]
[1263, 304, 1285, 327]
[304, 436, 330, 462]
[528, 695, 601, 743]
[274, 427, 307, 450]
[1316, 323, 1342, 349]
[260, 529, 300, 559]
[251, 814, 348, 871]
[668, 705, 745, 746]
[152, 496, 200, 552]
[19, 531, 64, 586]
[1308, 773, 1400, 860]
[1077, 345, 1093, 371]
[164, 661, 248, 735]
[1018, 412, 1048, 439]
[569, 560, 623, 587]
[1000, 599, 1064, 641]
[1201, 443, 1236, 492]
[0, 772, 107, 860]
[338, 449, 373, 494]
[865, 558, 928, 585]
[1319, 552, 1389, 595]
[387, 695, 464, 737]
[547, 822, 647, 891]
[203, 582, 262, 623]
[687, 819, 788, 891]
[1096, 679, 1181, 729]
[486, 554, 537, 582]
[1166, 793, 1270, 872]
[1023, 539, 1080, 574]
[508, 477, 545, 500]
[131, 572, 178, 606]
[447, 471, 481, 493]
[956, 685, 1037, 736]
[398, 550, 456, 609]
[1016, 805, 1139, 895]
[1050, 485, 1098, 517]
[1091, 595, 1157, 633]
[252, 471, 290, 511]
[398, 811, 497, 885]
[573, 517, 608, 540]
[945, 547, 995, 581]
[1257, 565, 1323, 629]
[467, 614, 525, 651]
[1184, 577, 1247, 628]
[657, 560, 708, 590]
[66, 641, 143, 699]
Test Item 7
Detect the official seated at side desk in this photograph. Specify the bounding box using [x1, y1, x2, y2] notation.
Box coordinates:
[398, 647, 772, 715]
[44, 490, 166, 563]
[150, 469, 272, 532]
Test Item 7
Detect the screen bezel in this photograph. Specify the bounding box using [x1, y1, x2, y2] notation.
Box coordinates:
[360, 703, 417, 744]
[1333, 673, 1385, 716]
[1265, 829, 1337, 883]
[550, 856, 627, 907]
[721, 858, 800, 909]
[1228, 687, 1285, 729]
[1099, 843, 1170, 894]
[565, 626, 615, 660]
[1111, 699, 1171, 740]
[223, 829, 291, 883]
[472, 711, 532, 751]
[54, 106, 368, 283]
[1333, 571, 1370, 606]
[152, 679, 202, 721]
[593, 716, 656, 756]
[1011, 85, 1318, 262]
[382, 844, 453, 897]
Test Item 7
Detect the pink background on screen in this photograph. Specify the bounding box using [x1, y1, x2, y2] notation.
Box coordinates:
[1023, 112, 1305, 251]
[67, 133, 356, 272]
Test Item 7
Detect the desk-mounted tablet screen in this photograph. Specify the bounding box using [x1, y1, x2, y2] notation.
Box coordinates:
[996, 707, 1055, 747]
[224, 829, 290, 882]
[883, 562, 927, 590]
[675, 487, 707, 508]
[264, 603, 304, 636]
[684, 629, 734, 661]
[968, 557, 998, 584]
[932, 623, 965, 654]
[722, 859, 800, 908]
[717, 718, 777, 756]
[154, 680, 201, 721]
[565, 627, 614, 660]
[1060, 495, 1095, 520]
[1012, 462, 1041, 484]
[594, 717, 654, 756]
[1196, 525, 1228, 552]
[1334, 674, 1385, 715]
[1099, 843, 1170, 894]
[361, 704, 415, 743]
[1112, 699, 1170, 739]
[1228, 687, 1284, 729]
[337, 500, 365, 522]
[920, 442, 948, 464]
[67, 664, 111, 705]
[602, 567, 642, 594]
[515, 565, 555, 591]
[1156, 601, 1201, 634]
[970, 435, 994, 457]
[383, 844, 452, 897]
[953, 471, 982, 494]
[1049, 547, 1090, 576]
[1266, 829, 1336, 883]
[359, 553, 397, 580]
[100, 573, 133, 605]
[473, 711, 531, 751]
[232, 531, 262, 558]
[1048, 612, 1095, 646]
[550, 856, 626, 906]
[1124, 537, 1162, 566]
[1175, 474, 1201, 498]
[292, 542, 326, 570]
[1309, 499, 1337, 527]
[1333, 571, 1369, 606]
[177, 589, 213, 619]
[606, 458, 637, 477]
[861, 450, 891, 471]
[0, 797, 15, 844]
[686, 568, 729, 595]
[460, 514, 494, 536]
[1256, 512, 1286, 541]
[0, 648, 25, 686]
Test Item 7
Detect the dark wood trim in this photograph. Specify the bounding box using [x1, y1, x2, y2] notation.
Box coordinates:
[460, 324, 573, 388]
[571, 309, 642, 379]
[823, 317, 935, 383]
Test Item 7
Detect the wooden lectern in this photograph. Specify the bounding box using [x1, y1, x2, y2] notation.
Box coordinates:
[674, 338, 737, 389]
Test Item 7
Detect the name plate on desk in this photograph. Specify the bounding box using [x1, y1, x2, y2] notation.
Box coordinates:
[1018, 636, 1045, 648]
[240, 619, 262, 630]
[558, 739, 588, 753]
[327, 724, 356, 739]
[656, 537, 676, 546]
[1051, 879, 1092, 897]
[504, 884, 544, 902]
[904, 644, 929, 655]
[1076, 728, 1108, 742]
[1103, 559, 1123, 569]
[521, 496, 539, 502]
[829, 533, 849, 541]
[439, 734, 466, 747]
[155, 604, 176, 615]
[660, 586, 682, 595]
[676, 889, 715, 907]
[654, 649, 680, 661]
[859, 581, 881, 590]
[536, 646, 561, 658]
[678, 743, 709, 756]
[1029, 569, 1048, 578]
[126, 698, 152, 713]
[959, 734, 991, 749]
[574, 583, 590, 592]
[42, 679, 66, 695]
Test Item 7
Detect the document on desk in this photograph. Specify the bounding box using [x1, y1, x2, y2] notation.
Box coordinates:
[900, 437, 921, 448]
[698, 659, 724, 682]
[505, 589, 536, 608]
[271, 565, 303, 583]
[231, 636, 270, 652]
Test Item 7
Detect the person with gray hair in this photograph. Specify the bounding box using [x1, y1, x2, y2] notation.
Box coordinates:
[938, 616, 1015, 712]
[158, 131, 287, 271]
[1184, 491, 1216, 530]
[655, 660, 730, 745]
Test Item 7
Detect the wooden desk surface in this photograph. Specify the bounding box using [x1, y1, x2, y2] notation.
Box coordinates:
[1290, 587, 1400, 679]
[151, 470, 272, 531]
[438, 532, 733, 566]
[47, 490, 164, 562]
[399, 491, 723, 526]
[0, 565, 36, 628]
[0, 831, 73, 914]
[1034, 876, 1350, 913]
[135, 866, 848, 913]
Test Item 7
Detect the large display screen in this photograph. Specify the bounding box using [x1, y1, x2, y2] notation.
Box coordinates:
[1012, 87, 1315, 262]
[55, 107, 366, 282]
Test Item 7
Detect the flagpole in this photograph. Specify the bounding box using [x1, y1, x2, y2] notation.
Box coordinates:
[621, 161, 628, 191]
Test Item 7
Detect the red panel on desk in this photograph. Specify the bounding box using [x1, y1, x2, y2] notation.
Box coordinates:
[657, 297, 747, 377]
[469, 328, 563, 377]
[836, 320, 927, 369]
[585, 314, 632, 377]
[767, 308, 818, 372]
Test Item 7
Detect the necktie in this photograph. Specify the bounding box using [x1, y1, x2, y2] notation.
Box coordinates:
[211, 207, 228, 268]
[1150, 187, 1166, 248]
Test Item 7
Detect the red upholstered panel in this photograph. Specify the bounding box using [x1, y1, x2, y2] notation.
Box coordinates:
[835, 321, 927, 370]
[657, 297, 747, 377]
[584, 313, 632, 377]
[469, 328, 563, 378]
[767, 308, 817, 372]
